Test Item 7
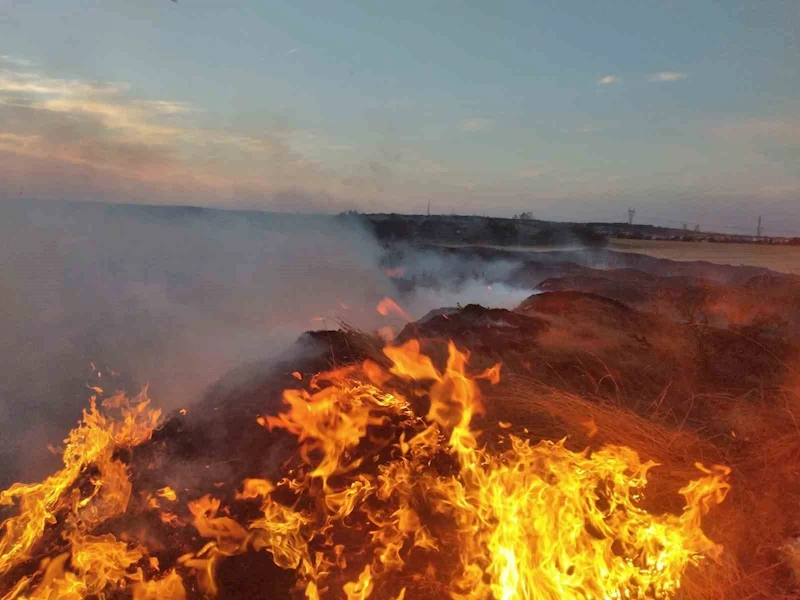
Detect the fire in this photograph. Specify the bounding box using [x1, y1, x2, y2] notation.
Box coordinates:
[132, 570, 186, 600]
[0, 390, 163, 599]
[376, 297, 412, 322]
[5, 534, 145, 599]
[0, 341, 730, 599]
[157, 486, 178, 502]
[0, 390, 160, 578]
[254, 340, 730, 598]
[384, 267, 405, 278]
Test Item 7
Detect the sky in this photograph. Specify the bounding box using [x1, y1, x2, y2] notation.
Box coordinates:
[0, 0, 798, 234]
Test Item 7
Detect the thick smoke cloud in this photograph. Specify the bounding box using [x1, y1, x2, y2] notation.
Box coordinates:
[0, 201, 390, 485]
[0, 201, 537, 487]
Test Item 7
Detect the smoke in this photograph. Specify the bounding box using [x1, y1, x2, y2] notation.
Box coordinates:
[0, 201, 389, 485]
[403, 281, 535, 319]
[0, 201, 547, 487]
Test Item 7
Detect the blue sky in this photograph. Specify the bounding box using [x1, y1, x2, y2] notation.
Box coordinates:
[1, 0, 798, 233]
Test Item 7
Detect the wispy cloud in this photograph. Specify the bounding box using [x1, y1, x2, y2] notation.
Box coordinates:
[0, 58, 367, 203]
[651, 71, 688, 82]
[0, 54, 33, 68]
[459, 117, 493, 133]
[0, 132, 40, 148]
[758, 184, 799, 198]
[415, 159, 449, 175]
[517, 169, 546, 178]
[137, 100, 197, 115]
[33, 97, 183, 145]
[0, 67, 184, 174]
[712, 118, 800, 142]
[517, 163, 554, 179]
[597, 75, 618, 85]
[0, 68, 129, 96]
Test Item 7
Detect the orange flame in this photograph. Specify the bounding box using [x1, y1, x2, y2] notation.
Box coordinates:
[259, 340, 730, 599]
[376, 297, 412, 322]
[0, 342, 730, 600]
[0, 390, 160, 578]
[157, 486, 178, 502]
[132, 570, 187, 600]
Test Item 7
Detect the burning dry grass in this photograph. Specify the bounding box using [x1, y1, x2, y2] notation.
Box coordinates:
[318, 335, 744, 598]
[1, 309, 799, 599]
[0, 336, 738, 600]
[355, 294, 800, 600]
[311, 324, 800, 599]
[476, 374, 800, 599]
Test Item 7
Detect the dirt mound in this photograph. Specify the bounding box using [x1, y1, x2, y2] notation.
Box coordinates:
[537, 268, 800, 340]
[397, 303, 549, 354]
[517, 289, 637, 323]
[394, 293, 791, 432]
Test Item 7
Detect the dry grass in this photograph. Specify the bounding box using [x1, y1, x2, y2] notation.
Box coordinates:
[340, 325, 800, 598]
[608, 239, 800, 276]
[486, 376, 800, 599]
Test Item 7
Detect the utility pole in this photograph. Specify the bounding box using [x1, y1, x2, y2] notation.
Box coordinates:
[628, 208, 636, 225]
[757, 215, 762, 238]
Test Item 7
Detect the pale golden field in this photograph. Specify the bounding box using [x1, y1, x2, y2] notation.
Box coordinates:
[440, 239, 800, 276]
[608, 238, 800, 275]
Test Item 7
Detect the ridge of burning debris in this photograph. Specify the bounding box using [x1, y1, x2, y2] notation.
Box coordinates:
[0, 332, 734, 600]
[3, 269, 800, 599]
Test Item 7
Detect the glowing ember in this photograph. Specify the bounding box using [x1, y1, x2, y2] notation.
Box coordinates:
[0, 341, 730, 599]
[384, 267, 405, 278]
[376, 297, 412, 322]
[157, 487, 178, 502]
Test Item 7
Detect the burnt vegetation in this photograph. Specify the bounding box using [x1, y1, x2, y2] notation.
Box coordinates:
[347, 212, 609, 247]
[345, 211, 800, 246]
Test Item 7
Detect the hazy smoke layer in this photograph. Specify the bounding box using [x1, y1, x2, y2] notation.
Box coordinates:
[0, 202, 393, 484]
[404, 281, 534, 317]
[0, 201, 538, 486]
